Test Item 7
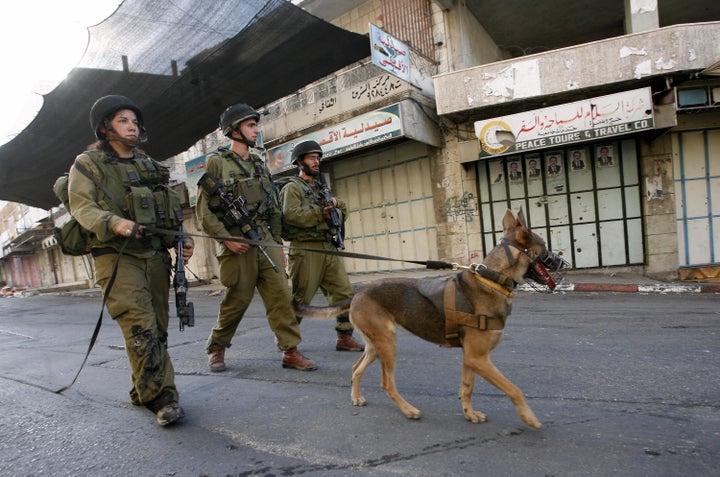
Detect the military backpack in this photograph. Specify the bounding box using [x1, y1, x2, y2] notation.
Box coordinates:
[52, 164, 97, 256]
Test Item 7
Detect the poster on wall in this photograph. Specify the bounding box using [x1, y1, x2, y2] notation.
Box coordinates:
[569, 149, 587, 171]
[508, 159, 523, 182]
[596, 144, 616, 167]
[526, 155, 542, 179]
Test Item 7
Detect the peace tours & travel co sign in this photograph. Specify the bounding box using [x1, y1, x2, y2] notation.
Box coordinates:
[474, 87, 654, 158]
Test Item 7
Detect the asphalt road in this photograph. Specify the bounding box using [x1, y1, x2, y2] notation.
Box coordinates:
[0, 288, 718, 476]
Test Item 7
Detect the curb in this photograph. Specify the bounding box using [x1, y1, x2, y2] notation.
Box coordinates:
[517, 282, 720, 293]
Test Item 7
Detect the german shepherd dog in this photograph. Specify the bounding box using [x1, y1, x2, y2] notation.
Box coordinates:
[292, 209, 568, 428]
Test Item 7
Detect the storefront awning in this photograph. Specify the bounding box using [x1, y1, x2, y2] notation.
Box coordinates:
[0, 0, 370, 210]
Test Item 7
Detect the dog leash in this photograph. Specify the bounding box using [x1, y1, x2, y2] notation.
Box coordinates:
[143, 226, 456, 270]
[51, 225, 452, 395]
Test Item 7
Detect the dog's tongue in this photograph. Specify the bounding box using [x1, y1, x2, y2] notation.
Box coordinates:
[533, 262, 556, 290]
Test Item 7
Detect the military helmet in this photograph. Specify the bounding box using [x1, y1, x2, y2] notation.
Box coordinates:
[291, 140, 323, 165]
[219, 103, 260, 137]
[89, 95, 144, 139]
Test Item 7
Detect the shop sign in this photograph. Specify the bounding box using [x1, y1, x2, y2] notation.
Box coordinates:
[370, 24, 410, 82]
[266, 103, 403, 174]
[184, 154, 207, 207]
[474, 87, 654, 157]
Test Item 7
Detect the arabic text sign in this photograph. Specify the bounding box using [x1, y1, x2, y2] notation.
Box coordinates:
[267, 104, 402, 174]
[474, 87, 654, 157]
[184, 155, 207, 207]
[370, 24, 410, 82]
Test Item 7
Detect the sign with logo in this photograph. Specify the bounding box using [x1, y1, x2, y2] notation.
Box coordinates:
[474, 87, 654, 157]
[370, 24, 410, 82]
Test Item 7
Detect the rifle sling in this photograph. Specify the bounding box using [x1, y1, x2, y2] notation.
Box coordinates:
[73, 162, 128, 217]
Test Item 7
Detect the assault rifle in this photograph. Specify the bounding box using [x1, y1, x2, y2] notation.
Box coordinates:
[197, 172, 279, 273]
[173, 226, 195, 331]
[319, 176, 345, 250]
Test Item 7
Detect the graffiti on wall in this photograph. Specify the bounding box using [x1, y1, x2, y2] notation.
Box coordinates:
[444, 192, 477, 222]
[646, 155, 671, 201]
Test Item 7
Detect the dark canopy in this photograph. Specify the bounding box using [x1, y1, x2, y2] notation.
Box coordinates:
[0, 0, 369, 209]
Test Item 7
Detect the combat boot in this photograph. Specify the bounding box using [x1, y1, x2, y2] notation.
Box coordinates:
[208, 348, 226, 372]
[336, 333, 364, 351]
[156, 402, 185, 426]
[282, 347, 318, 371]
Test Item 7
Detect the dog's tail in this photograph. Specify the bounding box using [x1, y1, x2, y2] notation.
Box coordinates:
[291, 298, 351, 320]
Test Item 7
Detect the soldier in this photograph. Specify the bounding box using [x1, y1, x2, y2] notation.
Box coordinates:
[280, 140, 364, 352]
[68, 95, 194, 426]
[197, 104, 316, 372]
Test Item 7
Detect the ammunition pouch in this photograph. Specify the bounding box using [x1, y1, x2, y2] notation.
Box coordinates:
[125, 184, 183, 248]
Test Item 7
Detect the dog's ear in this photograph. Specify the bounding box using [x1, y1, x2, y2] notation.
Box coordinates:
[516, 208, 528, 229]
[501, 209, 517, 233]
[515, 208, 531, 244]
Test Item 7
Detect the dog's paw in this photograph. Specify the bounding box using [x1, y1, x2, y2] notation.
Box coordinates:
[525, 418, 542, 429]
[520, 410, 542, 429]
[352, 396, 367, 407]
[464, 410, 487, 423]
[401, 406, 421, 420]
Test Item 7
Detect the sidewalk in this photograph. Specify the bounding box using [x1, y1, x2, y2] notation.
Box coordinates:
[185, 267, 720, 296]
[350, 268, 720, 294]
[543, 270, 720, 293]
[21, 266, 720, 297]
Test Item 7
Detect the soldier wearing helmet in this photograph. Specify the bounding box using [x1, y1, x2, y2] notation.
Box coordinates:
[89, 94, 146, 144]
[219, 103, 260, 145]
[196, 103, 316, 372]
[67, 95, 194, 426]
[280, 140, 364, 352]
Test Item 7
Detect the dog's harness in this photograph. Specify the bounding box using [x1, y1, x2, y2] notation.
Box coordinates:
[443, 239, 526, 347]
[443, 272, 516, 348]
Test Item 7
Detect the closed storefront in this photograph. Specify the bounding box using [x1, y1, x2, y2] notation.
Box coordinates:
[470, 88, 654, 269]
[330, 141, 437, 273]
[265, 98, 442, 275]
[476, 138, 644, 269]
[673, 128, 720, 270]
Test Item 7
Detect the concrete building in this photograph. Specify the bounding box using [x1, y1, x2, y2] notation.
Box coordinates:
[244, 0, 720, 280]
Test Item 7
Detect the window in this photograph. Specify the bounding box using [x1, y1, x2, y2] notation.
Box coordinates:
[676, 82, 720, 110]
[677, 88, 708, 108]
[381, 0, 435, 60]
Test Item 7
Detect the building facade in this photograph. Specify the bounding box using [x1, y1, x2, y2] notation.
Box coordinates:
[257, 0, 720, 280]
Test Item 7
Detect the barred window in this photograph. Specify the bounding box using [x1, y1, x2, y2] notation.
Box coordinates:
[381, 0, 435, 60]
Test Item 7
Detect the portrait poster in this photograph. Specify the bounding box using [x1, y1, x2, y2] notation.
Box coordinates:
[508, 159, 523, 182]
[569, 149, 587, 171]
[546, 152, 563, 176]
[596, 144, 615, 167]
[526, 154, 542, 180]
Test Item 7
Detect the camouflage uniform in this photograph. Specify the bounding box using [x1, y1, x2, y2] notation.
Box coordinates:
[68, 149, 187, 413]
[196, 147, 302, 353]
[280, 177, 355, 334]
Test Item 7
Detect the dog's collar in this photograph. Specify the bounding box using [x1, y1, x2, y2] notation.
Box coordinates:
[469, 264, 516, 298]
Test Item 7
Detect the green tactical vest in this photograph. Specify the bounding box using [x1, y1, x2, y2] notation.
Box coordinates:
[280, 176, 339, 242]
[206, 147, 276, 226]
[83, 150, 184, 249]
